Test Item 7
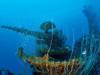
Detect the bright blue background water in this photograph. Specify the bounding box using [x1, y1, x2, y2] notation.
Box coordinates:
[0, 0, 100, 74]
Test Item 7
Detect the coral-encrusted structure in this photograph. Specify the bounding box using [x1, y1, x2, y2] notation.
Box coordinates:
[1, 21, 72, 74]
[74, 6, 100, 75]
[1, 21, 71, 60]
[18, 47, 83, 75]
[1, 5, 100, 75]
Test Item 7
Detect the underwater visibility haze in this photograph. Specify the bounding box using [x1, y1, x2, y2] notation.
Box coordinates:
[0, 0, 100, 75]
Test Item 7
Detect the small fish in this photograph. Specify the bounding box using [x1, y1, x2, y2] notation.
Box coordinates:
[82, 50, 87, 55]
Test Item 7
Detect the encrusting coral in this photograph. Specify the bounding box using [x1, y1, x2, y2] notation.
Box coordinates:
[18, 47, 83, 75]
[1, 5, 99, 75]
[1, 21, 71, 60]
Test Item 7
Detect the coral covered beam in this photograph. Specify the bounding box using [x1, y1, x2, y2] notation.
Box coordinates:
[1, 25, 46, 39]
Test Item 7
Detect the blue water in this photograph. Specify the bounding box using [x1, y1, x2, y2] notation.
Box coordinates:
[0, 0, 100, 74]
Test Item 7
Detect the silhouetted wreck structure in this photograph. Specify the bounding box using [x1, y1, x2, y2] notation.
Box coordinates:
[1, 21, 71, 60]
[1, 5, 100, 75]
[1, 21, 73, 75]
[74, 6, 100, 75]
[0, 69, 14, 75]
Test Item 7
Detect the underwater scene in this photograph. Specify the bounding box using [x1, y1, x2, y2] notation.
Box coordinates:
[0, 0, 100, 75]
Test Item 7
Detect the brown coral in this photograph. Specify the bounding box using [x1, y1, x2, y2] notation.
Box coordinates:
[26, 54, 82, 75]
